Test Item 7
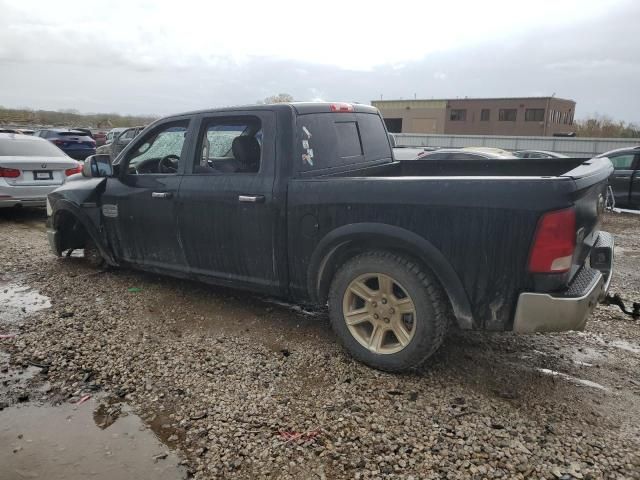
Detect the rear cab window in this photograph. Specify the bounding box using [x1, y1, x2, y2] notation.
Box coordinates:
[295, 112, 392, 174]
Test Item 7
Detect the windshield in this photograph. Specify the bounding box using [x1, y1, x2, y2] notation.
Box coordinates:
[0, 138, 67, 157]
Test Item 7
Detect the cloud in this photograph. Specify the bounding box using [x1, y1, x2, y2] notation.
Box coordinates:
[0, 0, 637, 122]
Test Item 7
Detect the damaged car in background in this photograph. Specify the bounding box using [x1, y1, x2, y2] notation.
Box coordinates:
[46, 102, 615, 372]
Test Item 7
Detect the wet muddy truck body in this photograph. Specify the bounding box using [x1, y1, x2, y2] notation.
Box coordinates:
[47, 103, 615, 371]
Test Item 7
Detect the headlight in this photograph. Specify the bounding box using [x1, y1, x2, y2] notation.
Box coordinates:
[46, 197, 52, 216]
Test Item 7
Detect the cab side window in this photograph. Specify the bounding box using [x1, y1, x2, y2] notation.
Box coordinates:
[610, 154, 635, 170]
[194, 117, 262, 174]
[124, 121, 189, 175]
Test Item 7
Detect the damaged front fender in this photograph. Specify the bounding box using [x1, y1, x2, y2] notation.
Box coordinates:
[47, 178, 117, 265]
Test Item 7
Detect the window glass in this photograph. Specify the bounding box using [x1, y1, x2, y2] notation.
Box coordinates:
[610, 154, 635, 170]
[450, 109, 467, 121]
[422, 152, 449, 160]
[125, 121, 188, 174]
[195, 117, 261, 174]
[335, 121, 363, 158]
[525, 109, 545, 121]
[0, 137, 67, 157]
[450, 153, 486, 160]
[121, 129, 136, 141]
[480, 109, 490, 121]
[357, 113, 392, 161]
[296, 113, 367, 172]
[499, 109, 517, 121]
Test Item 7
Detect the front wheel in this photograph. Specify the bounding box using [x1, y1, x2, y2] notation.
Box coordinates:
[328, 251, 449, 372]
[84, 237, 106, 269]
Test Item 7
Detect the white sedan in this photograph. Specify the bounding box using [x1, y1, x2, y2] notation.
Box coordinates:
[0, 132, 82, 208]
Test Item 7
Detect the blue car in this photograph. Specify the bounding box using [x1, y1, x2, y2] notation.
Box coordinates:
[34, 128, 96, 160]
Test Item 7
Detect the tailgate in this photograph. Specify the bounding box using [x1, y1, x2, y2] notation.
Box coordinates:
[563, 157, 613, 280]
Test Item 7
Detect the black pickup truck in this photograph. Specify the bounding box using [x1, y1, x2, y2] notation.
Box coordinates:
[47, 103, 615, 371]
[596, 146, 640, 209]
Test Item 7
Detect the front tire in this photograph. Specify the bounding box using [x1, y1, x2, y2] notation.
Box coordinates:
[328, 251, 449, 372]
[84, 238, 106, 269]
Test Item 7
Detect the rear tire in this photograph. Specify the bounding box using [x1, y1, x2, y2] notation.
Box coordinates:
[328, 251, 449, 372]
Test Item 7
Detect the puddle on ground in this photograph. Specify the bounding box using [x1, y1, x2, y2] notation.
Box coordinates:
[588, 334, 640, 356]
[536, 368, 609, 391]
[610, 340, 640, 355]
[612, 208, 640, 215]
[571, 345, 608, 366]
[614, 246, 640, 258]
[0, 399, 186, 480]
[0, 276, 51, 323]
[1, 351, 41, 386]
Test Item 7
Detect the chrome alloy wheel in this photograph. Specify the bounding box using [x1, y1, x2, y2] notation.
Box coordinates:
[342, 273, 417, 354]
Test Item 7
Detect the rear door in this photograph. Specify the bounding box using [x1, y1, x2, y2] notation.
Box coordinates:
[629, 154, 640, 208]
[177, 110, 281, 293]
[608, 152, 637, 207]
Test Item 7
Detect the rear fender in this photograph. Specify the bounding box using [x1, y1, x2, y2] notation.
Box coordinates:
[308, 223, 474, 329]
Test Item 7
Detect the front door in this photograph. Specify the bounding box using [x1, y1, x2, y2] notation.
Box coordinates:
[609, 153, 638, 207]
[101, 117, 193, 272]
[177, 111, 282, 293]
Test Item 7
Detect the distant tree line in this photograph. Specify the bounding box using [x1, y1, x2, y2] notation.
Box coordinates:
[0, 106, 157, 129]
[575, 114, 640, 138]
[259, 93, 294, 104]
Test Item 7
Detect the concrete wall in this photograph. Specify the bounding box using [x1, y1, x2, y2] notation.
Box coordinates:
[392, 133, 639, 157]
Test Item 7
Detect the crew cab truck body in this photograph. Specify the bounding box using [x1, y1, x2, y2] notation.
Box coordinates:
[596, 146, 640, 209]
[46, 103, 615, 371]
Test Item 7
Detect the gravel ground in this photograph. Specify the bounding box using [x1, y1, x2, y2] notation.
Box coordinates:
[1, 208, 639, 479]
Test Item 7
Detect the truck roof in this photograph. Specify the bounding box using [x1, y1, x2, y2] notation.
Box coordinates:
[162, 102, 379, 121]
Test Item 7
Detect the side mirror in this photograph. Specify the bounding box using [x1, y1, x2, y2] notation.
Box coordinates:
[388, 133, 397, 148]
[82, 154, 113, 178]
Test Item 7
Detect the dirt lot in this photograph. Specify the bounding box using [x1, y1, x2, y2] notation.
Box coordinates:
[1, 208, 639, 480]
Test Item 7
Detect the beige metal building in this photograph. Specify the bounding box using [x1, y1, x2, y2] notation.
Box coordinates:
[371, 97, 576, 136]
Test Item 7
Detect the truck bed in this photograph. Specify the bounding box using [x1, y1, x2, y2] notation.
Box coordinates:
[288, 156, 612, 331]
[326, 157, 598, 179]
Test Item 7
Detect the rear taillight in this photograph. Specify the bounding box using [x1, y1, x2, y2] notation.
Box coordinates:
[65, 164, 83, 176]
[0, 167, 20, 178]
[330, 103, 354, 112]
[528, 208, 576, 273]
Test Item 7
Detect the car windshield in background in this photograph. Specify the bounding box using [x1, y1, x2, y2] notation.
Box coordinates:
[58, 131, 91, 137]
[0, 138, 67, 157]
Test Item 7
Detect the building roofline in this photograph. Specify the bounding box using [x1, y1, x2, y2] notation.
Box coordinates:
[371, 96, 575, 104]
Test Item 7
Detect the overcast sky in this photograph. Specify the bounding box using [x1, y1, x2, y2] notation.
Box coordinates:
[0, 0, 638, 121]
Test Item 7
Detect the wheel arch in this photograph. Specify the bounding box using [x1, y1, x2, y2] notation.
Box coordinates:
[308, 223, 473, 329]
[51, 200, 116, 265]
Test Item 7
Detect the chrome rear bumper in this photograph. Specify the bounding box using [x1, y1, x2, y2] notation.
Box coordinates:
[513, 231, 614, 333]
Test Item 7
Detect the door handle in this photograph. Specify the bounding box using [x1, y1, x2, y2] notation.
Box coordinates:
[238, 195, 265, 203]
[614, 176, 631, 179]
[151, 192, 173, 199]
